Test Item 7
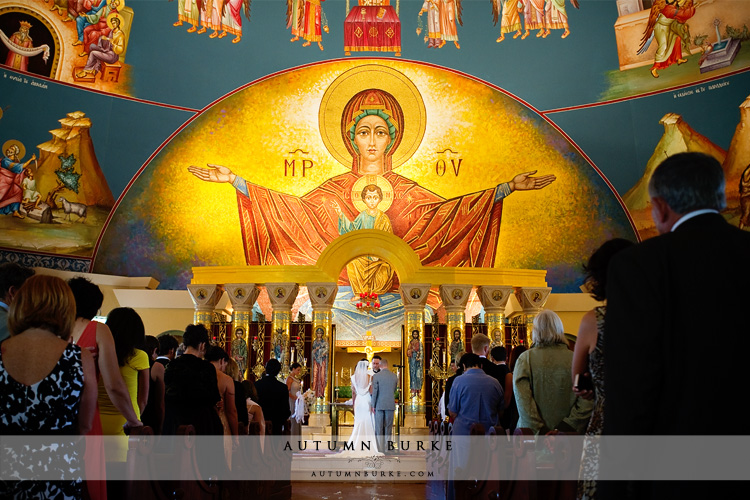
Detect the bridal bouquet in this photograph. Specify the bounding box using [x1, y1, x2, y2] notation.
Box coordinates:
[292, 389, 316, 423]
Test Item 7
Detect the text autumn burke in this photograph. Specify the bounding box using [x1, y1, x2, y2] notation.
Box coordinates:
[283, 440, 452, 451]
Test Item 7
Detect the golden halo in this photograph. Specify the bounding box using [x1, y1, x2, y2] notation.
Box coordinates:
[107, 0, 125, 8]
[319, 65, 426, 170]
[2, 140, 25, 159]
[106, 13, 124, 30]
[351, 174, 394, 212]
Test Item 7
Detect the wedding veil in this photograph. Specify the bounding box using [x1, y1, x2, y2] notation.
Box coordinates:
[352, 360, 369, 394]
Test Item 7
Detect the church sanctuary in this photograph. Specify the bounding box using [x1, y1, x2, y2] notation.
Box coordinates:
[2, 0, 750, 498]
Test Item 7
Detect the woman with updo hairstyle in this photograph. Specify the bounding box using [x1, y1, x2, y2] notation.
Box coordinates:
[0, 275, 97, 500]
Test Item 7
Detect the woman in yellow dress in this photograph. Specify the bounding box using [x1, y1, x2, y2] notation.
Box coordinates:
[99, 307, 150, 462]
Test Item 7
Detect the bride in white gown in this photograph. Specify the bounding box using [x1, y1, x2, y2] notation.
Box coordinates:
[331, 360, 383, 457]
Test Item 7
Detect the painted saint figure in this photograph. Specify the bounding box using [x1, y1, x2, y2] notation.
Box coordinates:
[187, 81, 555, 294]
[494, 0, 523, 42]
[523, 0, 546, 38]
[419, 0, 442, 48]
[311, 327, 329, 398]
[1, 141, 36, 219]
[22, 168, 42, 210]
[77, 14, 125, 78]
[300, 0, 327, 50]
[220, 0, 252, 43]
[73, 0, 121, 53]
[544, 0, 577, 39]
[640, 0, 697, 78]
[439, 0, 461, 49]
[287, 0, 304, 42]
[406, 329, 423, 397]
[231, 328, 249, 377]
[449, 328, 463, 364]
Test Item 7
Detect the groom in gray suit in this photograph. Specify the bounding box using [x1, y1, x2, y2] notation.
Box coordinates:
[371, 358, 398, 454]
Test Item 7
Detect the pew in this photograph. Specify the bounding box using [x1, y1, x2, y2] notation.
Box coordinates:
[125, 425, 220, 500]
[224, 420, 269, 498]
[453, 423, 511, 500]
[503, 427, 581, 500]
[265, 419, 292, 500]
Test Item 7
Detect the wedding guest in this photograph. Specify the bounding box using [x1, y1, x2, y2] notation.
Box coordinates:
[444, 350, 465, 414]
[205, 345, 239, 441]
[491, 345, 513, 430]
[226, 358, 249, 433]
[255, 358, 291, 434]
[514, 310, 592, 435]
[503, 344, 527, 433]
[286, 362, 303, 435]
[101, 307, 150, 462]
[69, 277, 141, 500]
[0, 275, 97, 499]
[448, 353, 504, 435]
[163, 324, 222, 436]
[206, 345, 239, 469]
[471, 333, 502, 385]
[141, 334, 178, 434]
[242, 378, 266, 436]
[572, 238, 634, 500]
[0, 262, 34, 343]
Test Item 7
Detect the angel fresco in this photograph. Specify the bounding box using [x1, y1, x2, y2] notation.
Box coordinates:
[289, 0, 328, 50]
[638, 0, 698, 78]
[519, 0, 578, 40]
[187, 67, 555, 295]
[418, 0, 462, 49]
[492, 0, 523, 42]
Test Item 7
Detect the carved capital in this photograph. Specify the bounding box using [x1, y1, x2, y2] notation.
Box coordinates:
[265, 282, 299, 311]
[306, 282, 338, 310]
[477, 286, 514, 313]
[513, 286, 551, 314]
[439, 284, 473, 312]
[399, 283, 431, 311]
[187, 284, 223, 311]
[225, 283, 261, 311]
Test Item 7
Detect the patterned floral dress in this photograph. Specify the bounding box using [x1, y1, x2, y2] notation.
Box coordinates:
[0, 342, 85, 500]
[576, 306, 606, 500]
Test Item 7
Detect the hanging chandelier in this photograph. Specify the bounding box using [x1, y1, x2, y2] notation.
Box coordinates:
[356, 292, 380, 314]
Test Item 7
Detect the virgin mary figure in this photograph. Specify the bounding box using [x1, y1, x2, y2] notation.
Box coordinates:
[188, 68, 554, 294]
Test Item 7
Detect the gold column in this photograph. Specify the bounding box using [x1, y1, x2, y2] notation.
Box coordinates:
[307, 282, 337, 425]
[477, 286, 514, 357]
[399, 283, 431, 427]
[439, 284, 473, 360]
[225, 284, 261, 380]
[187, 284, 223, 333]
[513, 287, 552, 346]
[266, 282, 300, 380]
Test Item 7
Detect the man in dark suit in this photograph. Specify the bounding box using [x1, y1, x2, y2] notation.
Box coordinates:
[602, 153, 750, 499]
[470, 333, 503, 386]
[254, 358, 291, 435]
[371, 358, 398, 453]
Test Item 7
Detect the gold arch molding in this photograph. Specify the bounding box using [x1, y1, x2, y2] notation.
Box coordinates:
[191, 231, 548, 289]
